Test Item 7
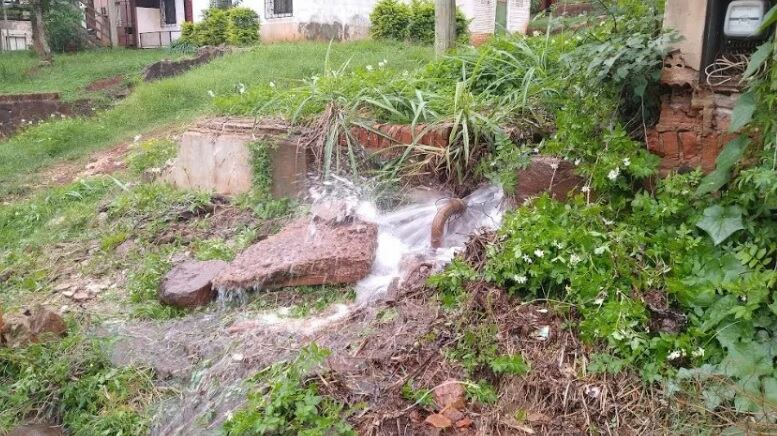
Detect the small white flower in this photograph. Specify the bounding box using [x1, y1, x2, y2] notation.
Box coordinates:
[574, 158, 581, 166]
[532, 147, 539, 154]
[532, 30, 542, 37]
[366, 65, 374, 71]
[514, 275, 528, 284]
[237, 82, 246, 95]
[133, 134, 142, 143]
[207, 90, 215, 97]
[569, 254, 582, 265]
[378, 61, 385, 68]
[667, 349, 684, 360]
[594, 246, 606, 256]
[603, 218, 614, 226]
[550, 162, 559, 170]
[383, 58, 388, 64]
[269, 81, 276, 88]
[581, 185, 591, 193]
[608, 167, 620, 181]
[522, 254, 533, 264]
[534, 249, 545, 258]
[623, 157, 631, 167]
[226, 411, 234, 421]
[593, 297, 604, 305]
[311, 75, 320, 82]
[692, 347, 705, 358]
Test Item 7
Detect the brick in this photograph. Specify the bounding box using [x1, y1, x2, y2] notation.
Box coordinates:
[679, 131, 701, 165]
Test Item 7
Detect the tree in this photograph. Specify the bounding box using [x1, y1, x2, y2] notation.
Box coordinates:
[434, 0, 455, 55]
[30, 0, 52, 62]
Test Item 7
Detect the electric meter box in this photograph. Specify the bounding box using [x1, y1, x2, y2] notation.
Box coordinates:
[724, 0, 771, 38]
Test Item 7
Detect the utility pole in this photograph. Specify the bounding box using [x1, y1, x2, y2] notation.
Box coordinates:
[435, 0, 456, 56]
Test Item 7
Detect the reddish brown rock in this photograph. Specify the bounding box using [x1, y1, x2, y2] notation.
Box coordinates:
[86, 75, 124, 92]
[159, 260, 227, 309]
[1, 306, 66, 348]
[515, 156, 585, 202]
[213, 217, 378, 292]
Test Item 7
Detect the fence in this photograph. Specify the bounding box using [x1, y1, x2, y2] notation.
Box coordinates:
[138, 30, 181, 48]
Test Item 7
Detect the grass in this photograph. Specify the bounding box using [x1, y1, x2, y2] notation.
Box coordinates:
[0, 48, 182, 100]
[0, 41, 434, 197]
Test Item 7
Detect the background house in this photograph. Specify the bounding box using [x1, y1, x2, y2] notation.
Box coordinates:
[0, 0, 32, 51]
[188, 0, 531, 43]
[90, 0, 190, 47]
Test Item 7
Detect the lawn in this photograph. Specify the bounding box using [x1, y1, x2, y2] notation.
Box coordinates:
[0, 41, 433, 197]
[0, 48, 183, 100]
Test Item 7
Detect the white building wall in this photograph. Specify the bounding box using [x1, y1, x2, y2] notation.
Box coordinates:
[457, 0, 495, 36]
[506, 0, 530, 34]
[136, 0, 186, 34]
[0, 20, 32, 51]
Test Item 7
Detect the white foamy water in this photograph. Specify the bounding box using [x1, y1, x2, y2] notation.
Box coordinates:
[226, 179, 505, 334]
[354, 184, 506, 303]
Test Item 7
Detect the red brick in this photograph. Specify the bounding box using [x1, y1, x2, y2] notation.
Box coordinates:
[679, 131, 701, 165]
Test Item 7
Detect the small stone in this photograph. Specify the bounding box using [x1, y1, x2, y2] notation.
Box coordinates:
[115, 239, 138, 256]
[425, 413, 452, 429]
[62, 290, 75, 298]
[159, 260, 227, 309]
[231, 353, 244, 362]
[97, 212, 109, 224]
[72, 291, 91, 302]
[1, 306, 66, 348]
[53, 282, 71, 291]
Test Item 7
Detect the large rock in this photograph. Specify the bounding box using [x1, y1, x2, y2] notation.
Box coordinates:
[159, 260, 227, 309]
[1, 306, 66, 348]
[515, 156, 584, 202]
[213, 217, 378, 292]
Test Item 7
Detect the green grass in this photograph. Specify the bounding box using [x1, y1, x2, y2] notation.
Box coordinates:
[0, 48, 182, 100]
[0, 41, 433, 198]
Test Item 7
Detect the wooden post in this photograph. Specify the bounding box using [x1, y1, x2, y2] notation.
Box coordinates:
[435, 0, 456, 56]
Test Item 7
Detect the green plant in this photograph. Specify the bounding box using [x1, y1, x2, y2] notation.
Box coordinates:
[45, 0, 87, 52]
[406, 0, 469, 45]
[0, 326, 156, 433]
[226, 7, 260, 45]
[370, 0, 412, 41]
[224, 344, 355, 435]
[401, 380, 435, 410]
[127, 138, 177, 175]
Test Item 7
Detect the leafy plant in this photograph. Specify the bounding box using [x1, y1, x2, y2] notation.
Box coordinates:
[45, 0, 88, 52]
[226, 7, 260, 45]
[127, 138, 177, 175]
[370, 0, 411, 41]
[224, 344, 355, 435]
[0, 326, 156, 433]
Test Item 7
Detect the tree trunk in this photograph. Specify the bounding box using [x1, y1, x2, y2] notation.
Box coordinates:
[435, 0, 456, 56]
[30, 0, 52, 62]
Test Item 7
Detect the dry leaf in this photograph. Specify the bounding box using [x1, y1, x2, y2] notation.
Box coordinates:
[425, 413, 453, 429]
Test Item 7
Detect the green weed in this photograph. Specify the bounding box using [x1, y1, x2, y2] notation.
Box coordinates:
[0, 324, 157, 434]
[224, 343, 355, 435]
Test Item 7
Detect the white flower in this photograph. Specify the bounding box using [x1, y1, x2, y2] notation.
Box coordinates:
[237, 82, 246, 95]
[603, 218, 614, 226]
[207, 90, 215, 97]
[133, 134, 142, 143]
[366, 65, 374, 71]
[593, 297, 604, 305]
[608, 167, 620, 181]
[378, 61, 385, 68]
[581, 185, 591, 193]
[569, 254, 582, 265]
[514, 275, 528, 284]
[383, 58, 388, 64]
[532, 31, 541, 37]
[594, 246, 606, 256]
[667, 349, 685, 361]
[550, 162, 559, 170]
[574, 159, 581, 166]
[269, 81, 276, 88]
[534, 249, 545, 258]
[622, 157, 631, 167]
[692, 347, 705, 358]
[522, 254, 533, 264]
[311, 75, 320, 82]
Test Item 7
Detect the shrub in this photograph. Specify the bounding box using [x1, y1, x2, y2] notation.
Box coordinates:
[179, 6, 260, 46]
[370, 0, 411, 40]
[407, 0, 469, 45]
[370, 0, 468, 44]
[45, 0, 88, 52]
[226, 7, 260, 45]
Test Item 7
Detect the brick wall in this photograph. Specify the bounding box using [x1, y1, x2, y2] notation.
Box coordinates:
[346, 123, 452, 156]
[646, 89, 738, 175]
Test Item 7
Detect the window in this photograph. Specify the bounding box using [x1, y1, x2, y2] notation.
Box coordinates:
[162, 0, 177, 25]
[266, 0, 292, 18]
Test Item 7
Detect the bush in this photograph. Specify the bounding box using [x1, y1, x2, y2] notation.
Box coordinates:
[371, 0, 468, 45]
[370, 0, 411, 40]
[179, 6, 260, 46]
[45, 0, 88, 52]
[226, 7, 260, 45]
